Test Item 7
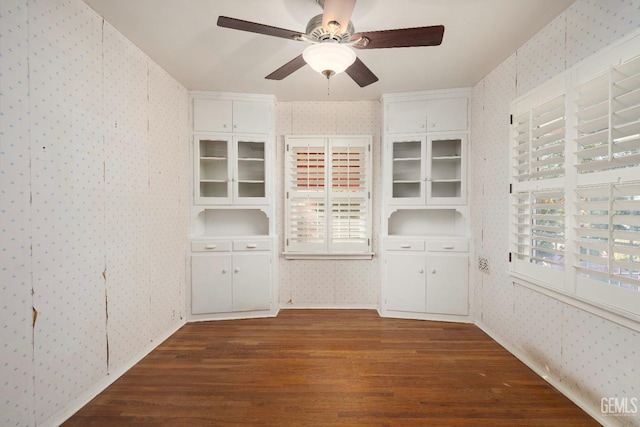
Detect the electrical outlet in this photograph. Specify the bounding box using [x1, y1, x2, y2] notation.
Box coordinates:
[478, 257, 490, 274]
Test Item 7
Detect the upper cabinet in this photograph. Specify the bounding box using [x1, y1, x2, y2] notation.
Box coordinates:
[190, 92, 275, 207]
[385, 97, 468, 134]
[193, 98, 272, 134]
[383, 90, 471, 207]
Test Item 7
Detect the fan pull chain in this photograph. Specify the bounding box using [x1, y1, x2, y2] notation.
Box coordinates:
[327, 77, 330, 96]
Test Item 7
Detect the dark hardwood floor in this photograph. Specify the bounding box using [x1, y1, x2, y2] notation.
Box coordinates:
[64, 310, 599, 426]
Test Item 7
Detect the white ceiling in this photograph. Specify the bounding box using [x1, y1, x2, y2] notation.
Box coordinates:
[82, 0, 576, 101]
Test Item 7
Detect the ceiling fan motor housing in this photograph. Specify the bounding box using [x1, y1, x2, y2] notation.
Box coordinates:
[306, 14, 354, 42]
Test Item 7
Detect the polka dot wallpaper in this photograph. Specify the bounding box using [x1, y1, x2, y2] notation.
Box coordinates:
[1, 1, 34, 425]
[471, 1, 640, 424]
[1, 0, 189, 425]
[2, 0, 640, 425]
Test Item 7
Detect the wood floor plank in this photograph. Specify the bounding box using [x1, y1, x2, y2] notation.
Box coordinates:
[63, 310, 598, 426]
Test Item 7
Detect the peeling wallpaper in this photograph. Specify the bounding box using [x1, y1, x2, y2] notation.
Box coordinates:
[471, 0, 640, 425]
[0, 0, 190, 425]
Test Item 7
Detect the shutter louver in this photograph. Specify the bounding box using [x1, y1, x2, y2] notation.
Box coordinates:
[576, 183, 640, 289]
[575, 55, 640, 173]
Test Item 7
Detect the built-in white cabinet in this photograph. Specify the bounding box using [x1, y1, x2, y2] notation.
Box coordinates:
[189, 92, 277, 321]
[191, 239, 272, 315]
[193, 98, 272, 135]
[389, 134, 467, 205]
[194, 135, 268, 205]
[386, 97, 468, 134]
[381, 89, 472, 322]
[383, 238, 469, 316]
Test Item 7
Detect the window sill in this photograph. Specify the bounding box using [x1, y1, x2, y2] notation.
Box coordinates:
[509, 271, 640, 333]
[283, 252, 375, 260]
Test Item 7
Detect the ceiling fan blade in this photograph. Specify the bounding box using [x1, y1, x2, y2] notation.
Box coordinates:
[321, 0, 356, 33]
[265, 55, 307, 80]
[217, 16, 303, 41]
[345, 57, 378, 88]
[354, 25, 445, 49]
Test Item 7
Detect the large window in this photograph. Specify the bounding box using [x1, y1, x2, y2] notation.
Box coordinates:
[510, 32, 640, 318]
[284, 136, 372, 258]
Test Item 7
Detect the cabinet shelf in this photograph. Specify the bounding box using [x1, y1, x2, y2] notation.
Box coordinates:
[238, 157, 265, 162]
[393, 157, 421, 162]
[201, 156, 227, 160]
[394, 180, 422, 184]
[432, 156, 462, 161]
[431, 179, 462, 183]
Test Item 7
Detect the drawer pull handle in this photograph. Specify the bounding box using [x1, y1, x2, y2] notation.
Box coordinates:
[442, 245, 455, 250]
[400, 244, 411, 249]
[246, 244, 258, 249]
[205, 245, 217, 249]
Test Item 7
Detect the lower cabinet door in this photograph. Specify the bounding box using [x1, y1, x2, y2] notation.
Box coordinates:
[385, 253, 426, 312]
[191, 254, 233, 314]
[232, 252, 271, 312]
[426, 254, 468, 315]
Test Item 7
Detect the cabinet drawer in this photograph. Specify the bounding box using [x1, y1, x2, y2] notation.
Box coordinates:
[426, 240, 468, 252]
[386, 241, 425, 251]
[233, 240, 271, 252]
[191, 241, 232, 252]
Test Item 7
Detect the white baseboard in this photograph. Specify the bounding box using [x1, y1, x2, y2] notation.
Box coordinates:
[475, 321, 615, 427]
[40, 319, 187, 427]
[279, 303, 379, 310]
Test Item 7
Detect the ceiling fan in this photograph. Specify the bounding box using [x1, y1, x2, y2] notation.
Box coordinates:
[217, 0, 444, 88]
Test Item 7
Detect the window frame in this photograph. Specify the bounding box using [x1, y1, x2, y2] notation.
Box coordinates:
[509, 30, 640, 321]
[284, 135, 373, 260]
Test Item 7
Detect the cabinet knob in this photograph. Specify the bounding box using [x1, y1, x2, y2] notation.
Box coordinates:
[432, 269, 437, 274]
[221, 269, 227, 274]
[234, 268, 240, 273]
[429, 122, 436, 128]
[419, 269, 424, 274]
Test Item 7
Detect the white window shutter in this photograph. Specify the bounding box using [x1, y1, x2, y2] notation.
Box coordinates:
[329, 140, 371, 252]
[512, 94, 565, 183]
[285, 136, 373, 256]
[576, 183, 640, 289]
[512, 190, 565, 269]
[286, 138, 327, 252]
[575, 54, 640, 174]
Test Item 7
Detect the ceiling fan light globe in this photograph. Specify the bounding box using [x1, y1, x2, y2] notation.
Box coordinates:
[303, 43, 356, 77]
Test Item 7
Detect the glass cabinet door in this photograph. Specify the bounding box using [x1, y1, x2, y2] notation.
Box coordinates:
[195, 137, 232, 204]
[234, 137, 267, 204]
[427, 135, 465, 205]
[390, 138, 425, 204]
